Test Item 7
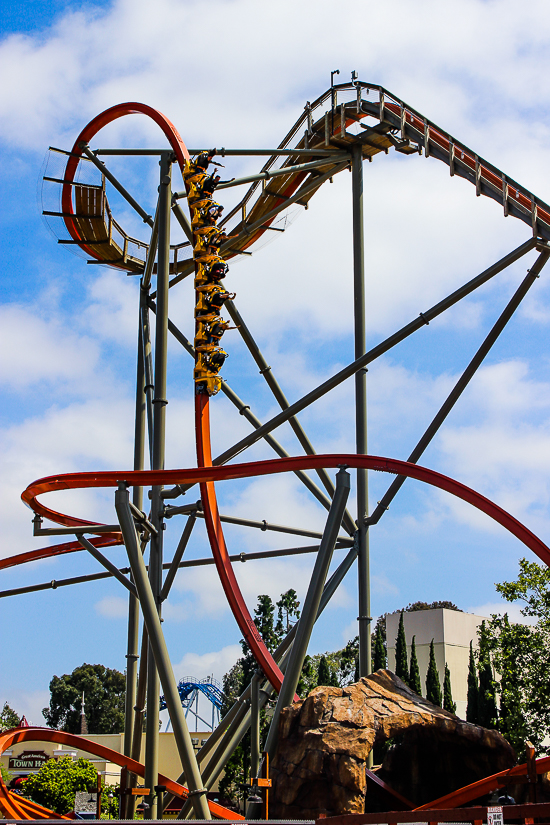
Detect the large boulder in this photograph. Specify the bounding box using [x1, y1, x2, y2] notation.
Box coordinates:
[270, 670, 515, 819]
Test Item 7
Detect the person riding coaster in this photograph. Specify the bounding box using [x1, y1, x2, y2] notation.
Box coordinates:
[195, 286, 236, 318]
[191, 202, 224, 228]
[195, 319, 236, 350]
[194, 259, 228, 287]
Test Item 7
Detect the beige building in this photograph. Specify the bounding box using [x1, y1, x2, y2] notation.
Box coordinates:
[1, 731, 215, 789]
[386, 608, 487, 719]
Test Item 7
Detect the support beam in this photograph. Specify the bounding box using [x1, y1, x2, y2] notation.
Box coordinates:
[210, 239, 537, 467]
[164, 504, 353, 546]
[226, 299, 357, 536]
[153, 306, 355, 530]
[265, 467, 351, 758]
[76, 535, 137, 597]
[79, 143, 154, 227]
[351, 142, 371, 681]
[115, 484, 210, 820]
[159, 514, 196, 602]
[145, 151, 172, 818]
[171, 539, 361, 816]
[122, 304, 148, 816]
[368, 248, 550, 526]
[250, 673, 261, 780]
[0, 541, 353, 600]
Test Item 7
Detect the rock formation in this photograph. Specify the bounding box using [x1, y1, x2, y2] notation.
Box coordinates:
[270, 670, 515, 819]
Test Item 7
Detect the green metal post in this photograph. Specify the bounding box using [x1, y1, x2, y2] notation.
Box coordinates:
[351, 143, 371, 686]
[145, 151, 172, 819]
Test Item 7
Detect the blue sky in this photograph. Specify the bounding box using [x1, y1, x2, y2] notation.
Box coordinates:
[2, 0, 550, 725]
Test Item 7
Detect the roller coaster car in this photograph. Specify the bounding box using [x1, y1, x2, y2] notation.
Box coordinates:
[195, 376, 222, 396]
[194, 260, 228, 287]
[196, 319, 233, 348]
[191, 202, 223, 228]
[195, 286, 236, 317]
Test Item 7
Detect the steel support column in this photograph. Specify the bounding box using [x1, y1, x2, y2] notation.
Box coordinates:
[145, 151, 172, 819]
[265, 467, 351, 759]
[351, 143, 371, 680]
[250, 672, 261, 780]
[115, 485, 210, 820]
[121, 300, 147, 818]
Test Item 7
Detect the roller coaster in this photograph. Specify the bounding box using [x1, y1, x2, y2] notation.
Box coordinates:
[2, 77, 550, 820]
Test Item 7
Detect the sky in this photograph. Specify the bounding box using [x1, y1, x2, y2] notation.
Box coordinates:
[2, 0, 550, 726]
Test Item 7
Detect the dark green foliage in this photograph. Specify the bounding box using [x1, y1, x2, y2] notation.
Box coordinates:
[425, 640, 442, 707]
[406, 600, 462, 612]
[477, 621, 498, 729]
[42, 664, 125, 734]
[253, 595, 278, 653]
[395, 612, 409, 685]
[408, 636, 422, 695]
[22, 757, 97, 815]
[218, 590, 301, 805]
[338, 636, 359, 685]
[466, 641, 479, 724]
[317, 655, 339, 687]
[372, 624, 387, 672]
[275, 589, 300, 637]
[496, 558, 550, 624]
[0, 701, 20, 732]
[443, 663, 456, 714]
[297, 655, 316, 696]
[484, 612, 550, 755]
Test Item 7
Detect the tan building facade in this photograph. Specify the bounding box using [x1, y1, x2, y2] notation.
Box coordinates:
[386, 608, 487, 719]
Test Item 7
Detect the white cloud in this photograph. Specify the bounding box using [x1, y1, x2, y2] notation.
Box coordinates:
[94, 595, 128, 618]
[173, 644, 241, 684]
[466, 600, 536, 626]
[0, 304, 100, 390]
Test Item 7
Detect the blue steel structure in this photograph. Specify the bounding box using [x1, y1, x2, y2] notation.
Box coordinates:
[160, 676, 225, 732]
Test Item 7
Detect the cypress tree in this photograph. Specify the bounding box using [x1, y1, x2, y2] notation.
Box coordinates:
[478, 622, 498, 729]
[443, 663, 456, 713]
[373, 624, 387, 671]
[395, 611, 409, 685]
[317, 655, 338, 687]
[466, 641, 479, 724]
[408, 635, 422, 695]
[425, 639, 442, 706]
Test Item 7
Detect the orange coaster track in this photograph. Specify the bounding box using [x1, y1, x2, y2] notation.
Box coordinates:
[5, 85, 550, 819]
[0, 727, 242, 820]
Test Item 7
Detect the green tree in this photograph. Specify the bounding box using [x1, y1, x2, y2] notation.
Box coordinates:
[408, 636, 422, 695]
[484, 612, 549, 755]
[496, 558, 550, 624]
[466, 641, 479, 724]
[219, 590, 303, 805]
[0, 702, 21, 732]
[477, 621, 498, 729]
[395, 611, 409, 684]
[297, 655, 316, 696]
[1, 762, 11, 785]
[425, 640, 442, 706]
[317, 655, 338, 687]
[253, 595, 278, 653]
[443, 663, 456, 714]
[372, 624, 386, 671]
[338, 637, 359, 685]
[43, 664, 125, 734]
[275, 589, 300, 637]
[22, 757, 97, 815]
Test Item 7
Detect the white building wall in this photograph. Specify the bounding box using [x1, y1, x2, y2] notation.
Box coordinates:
[386, 608, 487, 720]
